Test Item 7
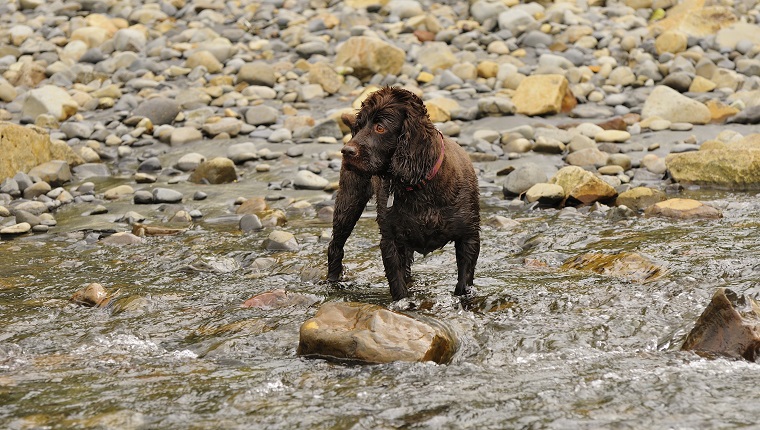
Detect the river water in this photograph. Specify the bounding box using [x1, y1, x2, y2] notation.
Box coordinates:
[2, 181, 759, 429]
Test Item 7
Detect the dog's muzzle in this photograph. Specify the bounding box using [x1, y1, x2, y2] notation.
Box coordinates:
[341, 145, 358, 158]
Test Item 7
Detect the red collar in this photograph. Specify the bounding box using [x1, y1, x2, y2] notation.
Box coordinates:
[404, 131, 445, 191]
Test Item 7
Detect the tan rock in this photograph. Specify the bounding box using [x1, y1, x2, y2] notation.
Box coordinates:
[716, 23, 760, 51]
[70, 26, 110, 48]
[615, 187, 666, 211]
[0, 122, 56, 181]
[549, 166, 617, 205]
[649, 2, 736, 37]
[335, 36, 405, 80]
[595, 130, 630, 143]
[236, 197, 268, 216]
[298, 302, 457, 364]
[705, 99, 739, 122]
[416, 42, 457, 72]
[104, 185, 135, 200]
[477, 61, 499, 79]
[655, 30, 688, 55]
[70, 283, 112, 307]
[644, 198, 722, 219]
[308, 62, 343, 94]
[185, 50, 222, 74]
[666, 149, 760, 189]
[513, 74, 569, 116]
[524, 183, 565, 205]
[188, 157, 237, 184]
[689, 75, 717, 93]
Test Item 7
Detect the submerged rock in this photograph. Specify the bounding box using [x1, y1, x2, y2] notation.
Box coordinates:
[70, 282, 113, 307]
[682, 288, 760, 361]
[644, 198, 722, 220]
[188, 157, 237, 184]
[298, 302, 458, 364]
[615, 187, 667, 212]
[561, 252, 664, 282]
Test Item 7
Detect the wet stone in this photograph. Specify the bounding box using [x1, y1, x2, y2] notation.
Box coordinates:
[298, 302, 458, 364]
[0, 222, 31, 235]
[239, 214, 262, 232]
[152, 188, 183, 203]
[263, 230, 300, 251]
[682, 288, 760, 362]
[133, 190, 154, 204]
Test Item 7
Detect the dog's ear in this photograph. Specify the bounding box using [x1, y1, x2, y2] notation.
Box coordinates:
[340, 112, 357, 133]
[390, 92, 438, 185]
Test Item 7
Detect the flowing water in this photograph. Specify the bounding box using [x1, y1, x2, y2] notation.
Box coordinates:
[2, 188, 760, 429]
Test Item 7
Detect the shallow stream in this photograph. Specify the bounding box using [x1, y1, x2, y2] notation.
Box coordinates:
[2, 185, 760, 429]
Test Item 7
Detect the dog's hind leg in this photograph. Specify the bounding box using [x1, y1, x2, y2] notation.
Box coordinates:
[454, 234, 480, 296]
[327, 168, 373, 282]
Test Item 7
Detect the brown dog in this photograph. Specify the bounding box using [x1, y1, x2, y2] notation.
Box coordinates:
[327, 87, 480, 300]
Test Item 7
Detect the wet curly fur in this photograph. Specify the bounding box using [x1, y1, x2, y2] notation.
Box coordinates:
[327, 87, 481, 301]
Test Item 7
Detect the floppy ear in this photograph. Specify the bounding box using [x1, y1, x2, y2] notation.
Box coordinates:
[390, 95, 439, 186]
[340, 112, 357, 134]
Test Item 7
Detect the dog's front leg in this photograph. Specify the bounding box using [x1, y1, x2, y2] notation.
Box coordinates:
[454, 234, 480, 296]
[380, 238, 409, 300]
[327, 168, 373, 282]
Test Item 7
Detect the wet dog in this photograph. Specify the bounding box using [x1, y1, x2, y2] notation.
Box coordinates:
[327, 87, 480, 300]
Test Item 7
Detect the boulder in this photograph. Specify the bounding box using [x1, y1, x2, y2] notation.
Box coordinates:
[549, 166, 617, 205]
[641, 86, 710, 124]
[298, 302, 458, 364]
[649, 2, 736, 37]
[513, 74, 569, 116]
[416, 42, 457, 72]
[188, 157, 237, 184]
[682, 288, 760, 361]
[22, 86, 78, 121]
[644, 198, 722, 219]
[562, 252, 664, 283]
[335, 36, 405, 80]
[665, 146, 760, 190]
[0, 122, 58, 181]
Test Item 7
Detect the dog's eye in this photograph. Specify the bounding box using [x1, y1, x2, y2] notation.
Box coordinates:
[374, 123, 386, 134]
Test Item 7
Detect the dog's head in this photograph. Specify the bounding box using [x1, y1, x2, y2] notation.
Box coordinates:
[340, 87, 439, 184]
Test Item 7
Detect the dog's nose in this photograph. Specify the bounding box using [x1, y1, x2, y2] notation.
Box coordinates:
[341, 145, 357, 157]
